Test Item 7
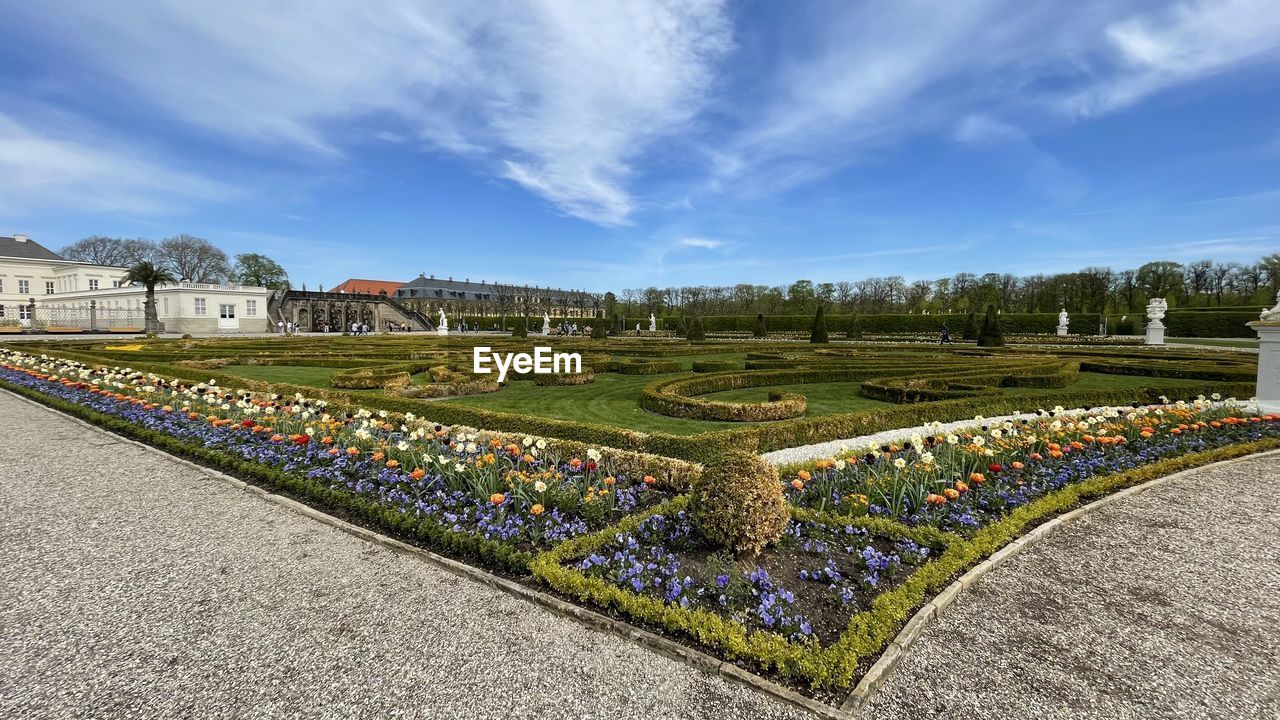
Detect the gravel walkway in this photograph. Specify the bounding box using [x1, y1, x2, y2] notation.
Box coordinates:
[864, 451, 1280, 720]
[0, 392, 806, 720]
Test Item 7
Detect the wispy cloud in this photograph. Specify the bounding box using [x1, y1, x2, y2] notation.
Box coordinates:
[678, 236, 728, 250]
[1064, 0, 1280, 117]
[0, 113, 235, 216]
[13, 0, 732, 226]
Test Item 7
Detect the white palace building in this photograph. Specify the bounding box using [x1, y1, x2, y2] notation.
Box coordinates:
[0, 235, 272, 334]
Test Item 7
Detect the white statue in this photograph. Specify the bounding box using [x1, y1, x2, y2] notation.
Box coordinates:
[635, 322, 641, 333]
[1057, 308, 1069, 336]
[1144, 298, 1167, 345]
[542, 312, 552, 335]
[437, 308, 448, 336]
[1260, 291, 1280, 323]
[649, 314, 656, 332]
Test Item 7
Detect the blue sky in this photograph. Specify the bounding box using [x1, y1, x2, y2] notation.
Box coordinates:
[1, 0, 1278, 291]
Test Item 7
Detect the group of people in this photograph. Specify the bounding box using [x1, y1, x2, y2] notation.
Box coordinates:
[551, 322, 591, 336]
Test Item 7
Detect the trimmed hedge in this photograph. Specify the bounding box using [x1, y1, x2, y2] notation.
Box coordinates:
[532, 369, 596, 386]
[691, 360, 739, 373]
[667, 313, 1104, 335]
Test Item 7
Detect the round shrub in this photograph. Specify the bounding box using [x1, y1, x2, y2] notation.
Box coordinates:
[511, 318, 527, 337]
[690, 451, 789, 557]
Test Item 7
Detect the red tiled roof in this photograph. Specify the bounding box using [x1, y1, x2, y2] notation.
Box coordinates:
[330, 279, 404, 296]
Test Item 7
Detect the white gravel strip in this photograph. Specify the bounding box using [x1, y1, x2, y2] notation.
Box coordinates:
[863, 451, 1280, 720]
[0, 391, 807, 720]
[761, 411, 1043, 466]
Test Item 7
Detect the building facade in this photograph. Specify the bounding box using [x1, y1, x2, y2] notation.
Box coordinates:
[0, 235, 129, 325]
[42, 282, 274, 334]
[392, 274, 598, 320]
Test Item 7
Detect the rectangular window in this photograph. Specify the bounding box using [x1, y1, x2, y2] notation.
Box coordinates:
[0, 305, 5, 317]
[0, 279, 4, 293]
[218, 304, 235, 319]
[245, 299, 257, 316]
[112, 280, 121, 288]
[18, 280, 29, 295]
[194, 298, 207, 315]
[18, 305, 30, 320]
[89, 279, 99, 290]
[45, 281, 55, 295]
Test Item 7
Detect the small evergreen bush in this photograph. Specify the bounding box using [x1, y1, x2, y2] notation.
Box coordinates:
[690, 451, 789, 557]
[686, 315, 706, 341]
[511, 318, 527, 338]
[753, 313, 767, 338]
[810, 306, 829, 343]
[976, 305, 1006, 347]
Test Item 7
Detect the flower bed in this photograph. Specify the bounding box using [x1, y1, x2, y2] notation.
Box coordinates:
[534, 400, 1280, 698]
[0, 350, 675, 573]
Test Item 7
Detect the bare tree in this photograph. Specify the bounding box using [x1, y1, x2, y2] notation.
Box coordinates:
[157, 235, 231, 283]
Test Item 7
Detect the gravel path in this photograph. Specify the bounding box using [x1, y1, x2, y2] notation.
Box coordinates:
[0, 392, 806, 720]
[864, 451, 1280, 720]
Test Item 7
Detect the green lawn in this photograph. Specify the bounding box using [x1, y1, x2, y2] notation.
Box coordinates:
[702, 381, 890, 416]
[1055, 372, 1215, 392]
[221, 365, 337, 388]
[1166, 338, 1257, 349]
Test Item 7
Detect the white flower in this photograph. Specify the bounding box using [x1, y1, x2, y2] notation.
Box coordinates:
[523, 436, 535, 447]
[990, 429, 1002, 439]
[893, 458, 907, 469]
[834, 460, 846, 471]
[946, 434, 959, 445]
[455, 463, 466, 472]
[974, 414, 984, 422]
[972, 436, 985, 447]
[396, 441, 409, 451]
[919, 451, 935, 465]
[534, 481, 547, 492]
[536, 439, 547, 450]
[1211, 393, 1221, 401]
[587, 448, 601, 461]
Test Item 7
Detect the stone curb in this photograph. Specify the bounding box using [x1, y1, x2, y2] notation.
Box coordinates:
[2, 389, 852, 720]
[838, 446, 1280, 715]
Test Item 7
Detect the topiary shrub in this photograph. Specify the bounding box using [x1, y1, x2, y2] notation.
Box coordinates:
[690, 451, 789, 558]
[511, 317, 527, 338]
[962, 311, 978, 341]
[591, 321, 607, 339]
[976, 305, 1005, 347]
[753, 313, 767, 338]
[810, 306, 829, 343]
[686, 315, 706, 341]
[846, 314, 862, 340]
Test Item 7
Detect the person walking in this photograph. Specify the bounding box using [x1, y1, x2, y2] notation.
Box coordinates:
[940, 322, 952, 345]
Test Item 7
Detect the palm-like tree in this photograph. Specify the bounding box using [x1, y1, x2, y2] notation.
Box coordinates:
[120, 261, 177, 335]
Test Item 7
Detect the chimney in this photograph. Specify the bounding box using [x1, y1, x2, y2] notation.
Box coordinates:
[14, 234, 27, 243]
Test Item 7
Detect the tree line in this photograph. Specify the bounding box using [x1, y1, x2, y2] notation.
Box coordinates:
[612, 254, 1280, 318]
[60, 235, 291, 289]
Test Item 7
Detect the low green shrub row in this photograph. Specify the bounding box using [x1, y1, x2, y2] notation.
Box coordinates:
[532, 369, 597, 386]
[331, 367, 414, 390]
[691, 360, 739, 373]
[1079, 359, 1255, 382]
[617, 360, 683, 375]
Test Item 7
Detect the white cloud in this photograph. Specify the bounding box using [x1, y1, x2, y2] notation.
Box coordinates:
[1066, 0, 1280, 117]
[679, 236, 727, 250]
[15, 0, 732, 226]
[0, 114, 235, 216]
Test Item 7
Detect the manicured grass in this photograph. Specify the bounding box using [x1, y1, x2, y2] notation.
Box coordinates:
[438, 372, 736, 435]
[221, 365, 337, 388]
[1167, 338, 1257, 349]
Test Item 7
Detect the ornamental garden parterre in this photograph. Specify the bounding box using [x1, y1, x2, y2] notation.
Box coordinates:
[2, 344, 1277, 703]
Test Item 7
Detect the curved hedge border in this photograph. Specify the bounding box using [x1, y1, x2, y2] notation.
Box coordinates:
[532, 438, 1280, 691]
[1079, 359, 1255, 383]
[532, 369, 597, 386]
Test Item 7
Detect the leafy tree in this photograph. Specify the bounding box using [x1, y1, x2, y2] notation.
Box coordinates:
[60, 236, 157, 266]
[233, 253, 290, 289]
[1136, 261, 1184, 302]
[976, 305, 1005, 347]
[119, 261, 177, 334]
[158, 235, 230, 283]
[810, 305, 828, 343]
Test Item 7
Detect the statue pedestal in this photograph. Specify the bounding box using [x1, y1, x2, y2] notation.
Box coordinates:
[1145, 321, 1165, 345]
[1056, 325, 1068, 336]
[437, 326, 448, 336]
[1249, 322, 1280, 413]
